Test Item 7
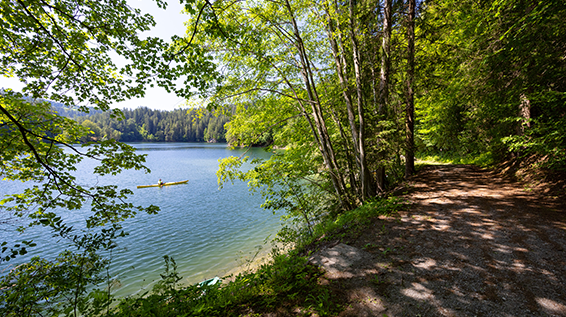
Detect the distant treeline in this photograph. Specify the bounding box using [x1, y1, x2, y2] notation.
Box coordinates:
[55, 105, 230, 143]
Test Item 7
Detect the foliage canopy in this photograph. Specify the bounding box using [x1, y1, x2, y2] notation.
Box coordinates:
[0, 0, 199, 314]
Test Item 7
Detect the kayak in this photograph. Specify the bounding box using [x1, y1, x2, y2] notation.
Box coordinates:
[136, 180, 189, 189]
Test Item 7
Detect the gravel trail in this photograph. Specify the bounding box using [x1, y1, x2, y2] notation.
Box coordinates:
[319, 164, 566, 317]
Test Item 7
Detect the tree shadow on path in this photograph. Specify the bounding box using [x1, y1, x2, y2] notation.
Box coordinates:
[316, 164, 566, 317]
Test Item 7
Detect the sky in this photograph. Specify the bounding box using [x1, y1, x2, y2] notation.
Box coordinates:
[0, 0, 191, 111]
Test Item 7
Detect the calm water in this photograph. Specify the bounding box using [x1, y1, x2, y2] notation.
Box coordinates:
[0, 143, 281, 297]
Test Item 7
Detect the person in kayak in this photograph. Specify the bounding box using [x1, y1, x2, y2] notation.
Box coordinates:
[158, 179, 164, 187]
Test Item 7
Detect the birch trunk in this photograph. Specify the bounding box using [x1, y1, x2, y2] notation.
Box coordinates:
[285, 0, 352, 210]
[348, 0, 373, 199]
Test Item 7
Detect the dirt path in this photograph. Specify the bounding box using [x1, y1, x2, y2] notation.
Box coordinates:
[316, 164, 566, 316]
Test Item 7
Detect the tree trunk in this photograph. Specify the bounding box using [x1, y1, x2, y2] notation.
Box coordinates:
[518, 93, 531, 135]
[376, 0, 392, 192]
[325, 6, 361, 165]
[405, 0, 416, 178]
[285, 0, 352, 210]
[348, 0, 373, 199]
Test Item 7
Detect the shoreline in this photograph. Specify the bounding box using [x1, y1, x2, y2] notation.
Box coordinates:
[177, 241, 291, 289]
[221, 242, 293, 282]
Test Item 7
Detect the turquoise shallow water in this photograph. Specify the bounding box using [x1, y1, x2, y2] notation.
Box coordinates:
[0, 143, 281, 297]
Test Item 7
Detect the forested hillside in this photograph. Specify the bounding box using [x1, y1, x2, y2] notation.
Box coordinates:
[55, 105, 230, 143]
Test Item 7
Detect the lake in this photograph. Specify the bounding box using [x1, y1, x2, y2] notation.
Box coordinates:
[0, 143, 282, 297]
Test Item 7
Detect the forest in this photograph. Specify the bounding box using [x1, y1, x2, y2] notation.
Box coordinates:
[58, 104, 231, 143]
[212, 0, 566, 212]
[1, 0, 565, 315]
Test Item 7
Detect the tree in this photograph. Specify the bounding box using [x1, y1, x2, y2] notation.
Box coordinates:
[80, 119, 102, 142]
[72, 106, 230, 143]
[375, 0, 392, 191]
[184, 0, 413, 237]
[189, 0, 355, 209]
[404, 0, 415, 177]
[324, 0, 377, 200]
[416, 0, 566, 168]
[0, 0, 191, 314]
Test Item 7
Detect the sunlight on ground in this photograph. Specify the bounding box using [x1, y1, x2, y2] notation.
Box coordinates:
[536, 298, 566, 314]
[413, 258, 436, 270]
[401, 282, 435, 300]
[415, 159, 450, 166]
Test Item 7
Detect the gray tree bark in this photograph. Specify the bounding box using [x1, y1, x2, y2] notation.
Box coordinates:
[376, 0, 392, 192]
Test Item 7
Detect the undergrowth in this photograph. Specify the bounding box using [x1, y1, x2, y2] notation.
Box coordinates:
[104, 253, 337, 317]
[298, 196, 404, 250]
